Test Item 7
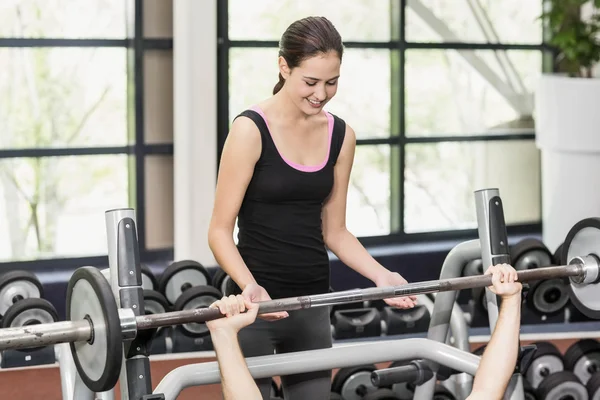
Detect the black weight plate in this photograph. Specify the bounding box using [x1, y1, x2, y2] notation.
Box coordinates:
[554, 242, 564, 265]
[143, 289, 170, 315]
[212, 268, 232, 296]
[173, 285, 222, 337]
[2, 297, 58, 327]
[510, 238, 553, 270]
[564, 339, 600, 385]
[140, 263, 158, 291]
[525, 278, 570, 317]
[524, 341, 564, 389]
[562, 218, 600, 319]
[332, 364, 377, 400]
[67, 267, 122, 393]
[159, 260, 212, 304]
[587, 371, 600, 400]
[537, 370, 588, 400]
[2, 298, 59, 351]
[0, 270, 44, 317]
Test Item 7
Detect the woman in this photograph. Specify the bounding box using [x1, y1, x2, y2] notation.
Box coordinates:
[208, 16, 416, 400]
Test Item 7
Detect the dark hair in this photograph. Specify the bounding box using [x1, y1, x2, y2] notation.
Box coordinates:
[273, 16, 344, 95]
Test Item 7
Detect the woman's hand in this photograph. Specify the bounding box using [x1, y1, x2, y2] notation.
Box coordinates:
[241, 283, 289, 321]
[374, 271, 418, 309]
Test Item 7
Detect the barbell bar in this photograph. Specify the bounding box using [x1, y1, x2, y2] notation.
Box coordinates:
[0, 258, 595, 353]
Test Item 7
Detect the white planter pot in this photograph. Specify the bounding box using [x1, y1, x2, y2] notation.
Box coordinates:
[535, 74, 600, 253]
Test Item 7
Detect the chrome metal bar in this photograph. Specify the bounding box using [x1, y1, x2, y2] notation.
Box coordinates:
[0, 320, 91, 351]
[135, 264, 583, 330]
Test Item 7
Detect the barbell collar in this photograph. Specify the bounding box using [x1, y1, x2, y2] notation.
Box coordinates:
[0, 320, 91, 351]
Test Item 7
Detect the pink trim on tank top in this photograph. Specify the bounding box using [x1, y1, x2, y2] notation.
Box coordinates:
[250, 105, 333, 172]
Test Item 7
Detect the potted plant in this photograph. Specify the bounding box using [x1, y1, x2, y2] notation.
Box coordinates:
[535, 0, 600, 252]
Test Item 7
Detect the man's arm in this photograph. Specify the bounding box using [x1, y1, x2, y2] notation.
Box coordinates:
[206, 295, 261, 400]
[467, 264, 522, 400]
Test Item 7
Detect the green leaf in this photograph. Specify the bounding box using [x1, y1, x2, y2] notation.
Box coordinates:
[594, 0, 600, 9]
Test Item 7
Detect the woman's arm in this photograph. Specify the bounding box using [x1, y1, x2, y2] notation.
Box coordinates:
[208, 116, 261, 290]
[321, 125, 416, 308]
[208, 116, 289, 320]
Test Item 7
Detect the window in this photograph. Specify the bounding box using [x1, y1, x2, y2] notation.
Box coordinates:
[0, 0, 174, 265]
[219, 0, 548, 242]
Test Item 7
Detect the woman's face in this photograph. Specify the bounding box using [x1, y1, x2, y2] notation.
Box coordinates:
[280, 51, 341, 115]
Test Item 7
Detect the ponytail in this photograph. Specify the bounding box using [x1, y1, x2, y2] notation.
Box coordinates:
[272, 72, 285, 95]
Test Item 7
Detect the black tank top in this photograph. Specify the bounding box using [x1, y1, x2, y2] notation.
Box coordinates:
[232, 107, 346, 300]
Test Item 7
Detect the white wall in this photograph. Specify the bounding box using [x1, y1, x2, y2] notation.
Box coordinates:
[173, 0, 218, 265]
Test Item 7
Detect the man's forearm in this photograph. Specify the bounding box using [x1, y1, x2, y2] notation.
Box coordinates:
[211, 329, 261, 400]
[470, 295, 521, 399]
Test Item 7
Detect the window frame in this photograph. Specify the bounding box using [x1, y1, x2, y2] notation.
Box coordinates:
[217, 0, 551, 246]
[0, 0, 174, 269]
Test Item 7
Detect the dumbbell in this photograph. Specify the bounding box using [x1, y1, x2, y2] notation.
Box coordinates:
[564, 339, 600, 385]
[0, 270, 44, 320]
[1, 297, 59, 368]
[537, 370, 587, 400]
[510, 238, 554, 271]
[140, 263, 158, 291]
[523, 341, 565, 389]
[586, 371, 600, 399]
[158, 260, 212, 305]
[212, 267, 234, 296]
[143, 290, 171, 355]
[171, 285, 223, 352]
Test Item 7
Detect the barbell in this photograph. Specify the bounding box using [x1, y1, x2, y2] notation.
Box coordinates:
[1, 219, 600, 393]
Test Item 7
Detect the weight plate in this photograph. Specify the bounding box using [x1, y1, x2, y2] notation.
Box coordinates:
[2, 298, 59, 351]
[526, 279, 570, 316]
[332, 365, 378, 400]
[562, 218, 600, 319]
[537, 370, 588, 400]
[0, 270, 43, 317]
[524, 342, 564, 388]
[510, 238, 553, 270]
[212, 268, 233, 296]
[67, 267, 122, 393]
[140, 263, 158, 291]
[554, 242, 564, 265]
[159, 260, 211, 304]
[173, 285, 222, 337]
[587, 371, 600, 400]
[143, 289, 170, 315]
[2, 297, 58, 327]
[565, 339, 600, 385]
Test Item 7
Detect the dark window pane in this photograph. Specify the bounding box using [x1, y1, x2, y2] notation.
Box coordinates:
[405, 0, 542, 44]
[229, 48, 392, 138]
[0, 0, 128, 39]
[405, 50, 541, 137]
[0, 155, 131, 261]
[228, 0, 391, 41]
[404, 140, 540, 233]
[0, 47, 129, 148]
